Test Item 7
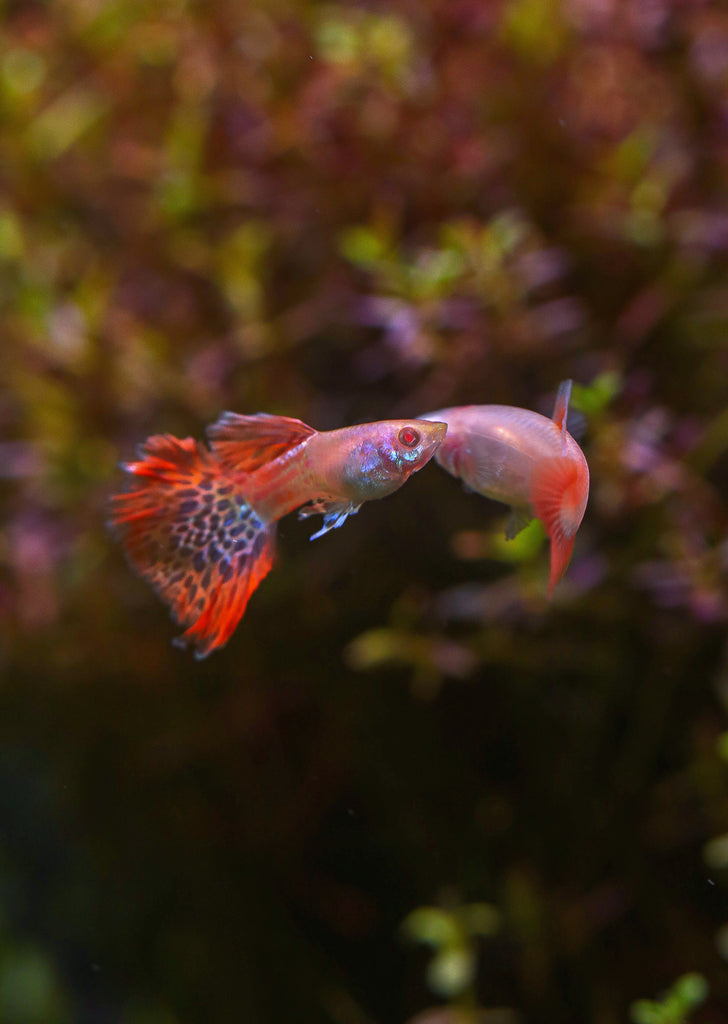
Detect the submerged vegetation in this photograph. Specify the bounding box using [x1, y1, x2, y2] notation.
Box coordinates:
[3, 0, 728, 1020]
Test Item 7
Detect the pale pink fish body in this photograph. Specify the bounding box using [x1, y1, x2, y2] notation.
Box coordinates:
[422, 382, 589, 592]
[211, 416, 448, 536]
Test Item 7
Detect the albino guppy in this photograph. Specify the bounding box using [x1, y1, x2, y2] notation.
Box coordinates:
[421, 381, 589, 592]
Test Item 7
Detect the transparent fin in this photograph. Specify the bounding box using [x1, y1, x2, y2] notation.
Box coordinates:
[505, 507, 534, 540]
[298, 498, 362, 540]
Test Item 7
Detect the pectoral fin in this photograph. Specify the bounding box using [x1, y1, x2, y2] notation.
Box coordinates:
[298, 498, 362, 540]
[207, 412, 316, 474]
[505, 507, 533, 540]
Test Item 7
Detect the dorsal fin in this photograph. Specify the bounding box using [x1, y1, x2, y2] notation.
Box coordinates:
[552, 380, 572, 454]
[206, 412, 316, 474]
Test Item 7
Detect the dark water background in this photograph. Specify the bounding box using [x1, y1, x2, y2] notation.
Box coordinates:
[3, 1, 728, 1021]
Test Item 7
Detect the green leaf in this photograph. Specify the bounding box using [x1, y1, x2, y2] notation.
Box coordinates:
[426, 947, 476, 999]
[401, 907, 461, 949]
[0, 947, 70, 1024]
[340, 226, 390, 268]
[0, 210, 24, 262]
[316, 16, 361, 65]
[27, 87, 107, 159]
[500, 0, 568, 65]
[703, 833, 728, 870]
[672, 973, 708, 1009]
[1, 48, 46, 98]
[571, 372, 621, 417]
[490, 517, 544, 563]
[630, 1000, 660, 1024]
[630, 973, 708, 1024]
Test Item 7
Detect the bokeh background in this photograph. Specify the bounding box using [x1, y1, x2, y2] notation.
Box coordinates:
[3, 0, 728, 1021]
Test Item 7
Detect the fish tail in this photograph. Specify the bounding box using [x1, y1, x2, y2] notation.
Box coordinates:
[530, 456, 588, 594]
[110, 434, 275, 657]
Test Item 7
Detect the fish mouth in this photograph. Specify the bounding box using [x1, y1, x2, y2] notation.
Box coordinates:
[416, 419, 448, 465]
[426, 420, 448, 444]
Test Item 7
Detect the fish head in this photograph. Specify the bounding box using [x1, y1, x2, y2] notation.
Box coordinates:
[340, 419, 447, 501]
[419, 408, 478, 482]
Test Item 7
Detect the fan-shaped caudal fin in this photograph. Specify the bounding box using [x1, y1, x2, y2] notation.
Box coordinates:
[530, 455, 587, 595]
[552, 379, 573, 454]
[110, 434, 275, 658]
[206, 412, 316, 475]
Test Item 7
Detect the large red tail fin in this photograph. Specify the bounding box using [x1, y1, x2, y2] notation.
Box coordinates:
[110, 434, 274, 657]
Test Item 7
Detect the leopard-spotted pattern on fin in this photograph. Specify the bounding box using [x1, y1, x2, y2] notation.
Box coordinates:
[111, 436, 275, 656]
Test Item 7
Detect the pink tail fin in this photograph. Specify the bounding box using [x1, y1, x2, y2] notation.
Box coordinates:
[530, 455, 587, 594]
[110, 434, 274, 657]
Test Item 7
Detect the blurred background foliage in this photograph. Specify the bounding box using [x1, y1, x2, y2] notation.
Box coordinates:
[3, 0, 728, 1020]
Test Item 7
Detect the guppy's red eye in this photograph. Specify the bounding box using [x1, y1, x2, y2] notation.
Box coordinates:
[398, 427, 420, 448]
